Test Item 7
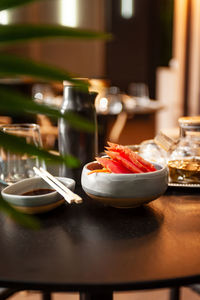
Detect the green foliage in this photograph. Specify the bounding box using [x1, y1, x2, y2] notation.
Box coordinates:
[0, 131, 80, 167]
[0, 54, 84, 87]
[0, 87, 95, 132]
[0, 0, 43, 11]
[0, 195, 40, 229]
[0, 0, 110, 226]
[0, 24, 111, 45]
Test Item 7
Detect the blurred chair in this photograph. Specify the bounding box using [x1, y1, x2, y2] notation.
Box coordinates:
[170, 286, 200, 300]
[0, 116, 12, 125]
[37, 115, 58, 149]
[189, 284, 200, 295]
[108, 111, 128, 143]
[0, 288, 21, 300]
[0, 289, 52, 300]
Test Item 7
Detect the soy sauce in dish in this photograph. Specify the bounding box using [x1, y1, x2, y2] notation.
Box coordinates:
[22, 189, 54, 196]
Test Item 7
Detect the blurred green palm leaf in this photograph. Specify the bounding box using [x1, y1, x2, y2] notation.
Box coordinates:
[0, 24, 111, 45]
[0, 131, 80, 167]
[0, 0, 42, 11]
[0, 54, 89, 90]
[0, 87, 95, 132]
[0, 0, 111, 226]
[0, 195, 40, 229]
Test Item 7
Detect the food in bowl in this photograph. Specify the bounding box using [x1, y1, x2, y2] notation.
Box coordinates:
[81, 142, 168, 208]
[89, 142, 157, 174]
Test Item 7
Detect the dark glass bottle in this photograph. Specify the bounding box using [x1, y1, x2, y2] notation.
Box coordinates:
[58, 81, 98, 183]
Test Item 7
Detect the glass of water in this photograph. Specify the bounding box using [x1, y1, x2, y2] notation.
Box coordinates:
[0, 123, 44, 185]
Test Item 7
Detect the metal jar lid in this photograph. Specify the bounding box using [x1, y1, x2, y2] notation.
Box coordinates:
[178, 116, 200, 132]
[178, 116, 200, 125]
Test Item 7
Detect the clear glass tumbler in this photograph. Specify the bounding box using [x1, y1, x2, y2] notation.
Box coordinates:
[0, 123, 44, 184]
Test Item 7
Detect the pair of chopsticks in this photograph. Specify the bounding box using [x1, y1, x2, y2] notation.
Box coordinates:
[33, 167, 82, 204]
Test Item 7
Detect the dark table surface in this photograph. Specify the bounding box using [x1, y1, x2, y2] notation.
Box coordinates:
[0, 186, 200, 294]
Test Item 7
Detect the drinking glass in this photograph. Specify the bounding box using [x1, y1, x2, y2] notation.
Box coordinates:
[128, 82, 150, 106]
[0, 124, 44, 185]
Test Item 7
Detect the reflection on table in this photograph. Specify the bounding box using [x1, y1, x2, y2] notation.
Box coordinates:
[0, 185, 199, 300]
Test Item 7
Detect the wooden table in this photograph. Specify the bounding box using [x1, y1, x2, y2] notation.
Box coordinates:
[0, 186, 199, 300]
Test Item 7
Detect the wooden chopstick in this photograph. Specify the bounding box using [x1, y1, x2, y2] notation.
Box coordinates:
[33, 167, 82, 204]
[33, 167, 74, 204]
[39, 167, 82, 204]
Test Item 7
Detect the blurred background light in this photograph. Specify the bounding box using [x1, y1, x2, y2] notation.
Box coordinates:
[121, 0, 134, 19]
[0, 10, 9, 25]
[59, 0, 78, 27]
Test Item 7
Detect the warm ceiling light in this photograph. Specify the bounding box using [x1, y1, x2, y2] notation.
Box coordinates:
[121, 0, 134, 19]
[0, 10, 9, 25]
[60, 0, 78, 27]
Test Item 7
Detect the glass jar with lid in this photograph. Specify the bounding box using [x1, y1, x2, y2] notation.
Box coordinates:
[168, 116, 200, 183]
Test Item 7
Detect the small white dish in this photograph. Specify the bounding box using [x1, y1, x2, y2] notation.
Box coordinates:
[1, 176, 75, 214]
[81, 161, 168, 208]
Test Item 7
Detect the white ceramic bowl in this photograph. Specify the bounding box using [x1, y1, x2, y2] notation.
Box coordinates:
[81, 161, 168, 208]
[1, 176, 75, 214]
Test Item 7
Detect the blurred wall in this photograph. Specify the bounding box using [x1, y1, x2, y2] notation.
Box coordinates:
[105, 0, 174, 98]
[6, 0, 106, 78]
[156, 0, 200, 134]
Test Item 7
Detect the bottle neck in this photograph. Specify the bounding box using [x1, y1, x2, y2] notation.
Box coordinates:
[62, 86, 93, 112]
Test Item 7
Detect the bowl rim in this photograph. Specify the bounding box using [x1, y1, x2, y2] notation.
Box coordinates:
[1, 176, 75, 199]
[83, 161, 167, 178]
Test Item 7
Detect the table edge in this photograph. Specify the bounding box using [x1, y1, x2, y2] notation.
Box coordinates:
[0, 274, 199, 293]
